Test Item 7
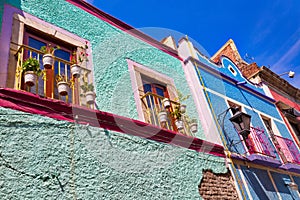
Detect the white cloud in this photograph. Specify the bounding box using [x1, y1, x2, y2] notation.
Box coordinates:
[84, 0, 94, 4]
[273, 38, 300, 70]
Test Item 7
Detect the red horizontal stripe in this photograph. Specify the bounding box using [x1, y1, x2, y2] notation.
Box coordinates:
[0, 88, 225, 157]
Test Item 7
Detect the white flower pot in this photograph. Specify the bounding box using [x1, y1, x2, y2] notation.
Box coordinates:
[175, 119, 184, 130]
[158, 111, 168, 123]
[57, 81, 69, 96]
[24, 71, 37, 87]
[190, 123, 198, 133]
[71, 64, 81, 78]
[180, 104, 187, 113]
[86, 91, 95, 104]
[162, 98, 171, 109]
[42, 54, 54, 69]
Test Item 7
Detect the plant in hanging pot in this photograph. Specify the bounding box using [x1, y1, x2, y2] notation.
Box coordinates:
[171, 106, 184, 131]
[188, 118, 198, 134]
[22, 57, 42, 87]
[80, 79, 95, 104]
[175, 89, 191, 114]
[162, 98, 171, 109]
[56, 74, 69, 96]
[70, 42, 89, 78]
[40, 44, 60, 69]
[70, 52, 81, 79]
[158, 109, 168, 124]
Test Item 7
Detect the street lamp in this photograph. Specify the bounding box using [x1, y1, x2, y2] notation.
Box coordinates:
[279, 71, 295, 78]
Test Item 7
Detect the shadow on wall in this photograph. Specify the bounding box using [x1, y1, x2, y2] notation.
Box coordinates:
[242, 167, 278, 200]
[0, 0, 22, 88]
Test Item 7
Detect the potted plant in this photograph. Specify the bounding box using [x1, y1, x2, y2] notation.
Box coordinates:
[22, 57, 42, 87]
[80, 79, 95, 104]
[70, 42, 89, 78]
[70, 52, 81, 78]
[56, 74, 69, 96]
[189, 118, 198, 134]
[175, 90, 190, 114]
[40, 44, 60, 69]
[179, 104, 187, 114]
[158, 109, 168, 124]
[162, 98, 171, 109]
[171, 106, 184, 130]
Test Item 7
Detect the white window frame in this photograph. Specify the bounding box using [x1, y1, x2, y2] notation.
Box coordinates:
[127, 59, 176, 121]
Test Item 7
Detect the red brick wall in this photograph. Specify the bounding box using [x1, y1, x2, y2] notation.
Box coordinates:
[212, 45, 239, 64]
[199, 170, 239, 199]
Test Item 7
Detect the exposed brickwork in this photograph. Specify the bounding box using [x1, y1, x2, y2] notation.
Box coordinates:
[212, 44, 239, 64]
[238, 62, 260, 78]
[199, 170, 239, 200]
[212, 40, 260, 78]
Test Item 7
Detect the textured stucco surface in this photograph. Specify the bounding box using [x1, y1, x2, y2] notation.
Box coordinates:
[197, 67, 281, 120]
[0, 107, 227, 199]
[0, 1, 228, 198]
[2, 0, 202, 138]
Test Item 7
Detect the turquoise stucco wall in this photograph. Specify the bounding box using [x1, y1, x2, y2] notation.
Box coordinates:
[2, 0, 201, 137]
[0, 1, 228, 198]
[0, 107, 227, 199]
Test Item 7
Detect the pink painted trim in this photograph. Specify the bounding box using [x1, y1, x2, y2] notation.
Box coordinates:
[0, 4, 20, 87]
[65, 0, 182, 61]
[126, 59, 145, 121]
[0, 88, 225, 157]
[127, 58, 176, 121]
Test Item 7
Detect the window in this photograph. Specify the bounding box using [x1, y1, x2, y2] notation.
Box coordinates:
[290, 122, 300, 141]
[261, 115, 300, 164]
[228, 101, 241, 114]
[127, 59, 176, 121]
[226, 101, 276, 158]
[128, 59, 195, 135]
[282, 108, 300, 144]
[23, 28, 75, 103]
[140, 76, 177, 131]
[8, 12, 93, 106]
[262, 117, 273, 134]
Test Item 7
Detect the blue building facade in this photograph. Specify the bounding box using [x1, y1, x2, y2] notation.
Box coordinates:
[178, 37, 300, 199]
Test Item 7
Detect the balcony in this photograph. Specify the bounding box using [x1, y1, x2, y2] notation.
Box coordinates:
[140, 92, 196, 136]
[14, 45, 93, 107]
[275, 135, 300, 165]
[246, 127, 276, 157]
[242, 127, 281, 167]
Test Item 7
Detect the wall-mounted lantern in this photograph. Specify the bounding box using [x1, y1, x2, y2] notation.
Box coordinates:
[229, 110, 251, 140]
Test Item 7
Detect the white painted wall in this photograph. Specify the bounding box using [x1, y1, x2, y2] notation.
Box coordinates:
[178, 39, 222, 145]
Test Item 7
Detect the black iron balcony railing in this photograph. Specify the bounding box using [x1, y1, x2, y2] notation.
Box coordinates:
[140, 92, 195, 136]
[14, 45, 92, 106]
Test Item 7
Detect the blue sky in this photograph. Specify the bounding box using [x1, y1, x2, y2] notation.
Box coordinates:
[86, 0, 300, 88]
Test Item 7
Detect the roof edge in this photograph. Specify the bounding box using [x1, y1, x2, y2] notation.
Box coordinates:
[66, 0, 181, 60]
[185, 56, 276, 104]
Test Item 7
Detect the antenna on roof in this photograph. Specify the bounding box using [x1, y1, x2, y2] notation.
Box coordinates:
[244, 53, 254, 62]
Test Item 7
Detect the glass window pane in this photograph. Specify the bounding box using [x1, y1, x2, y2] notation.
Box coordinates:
[143, 84, 152, 93]
[29, 37, 46, 50]
[155, 87, 164, 97]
